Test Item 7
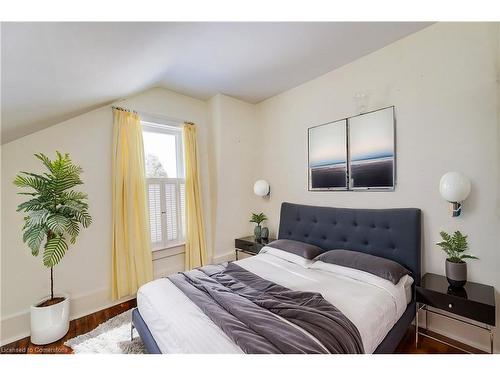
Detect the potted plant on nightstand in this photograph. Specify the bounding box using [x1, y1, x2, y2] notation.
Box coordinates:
[436, 230, 477, 288]
[250, 212, 268, 241]
[14, 152, 92, 344]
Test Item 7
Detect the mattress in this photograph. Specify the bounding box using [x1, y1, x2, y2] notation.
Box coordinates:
[137, 250, 411, 354]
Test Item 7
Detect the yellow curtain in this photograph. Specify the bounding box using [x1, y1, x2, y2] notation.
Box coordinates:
[183, 122, 208, 270]
[111, 108, 153, 300]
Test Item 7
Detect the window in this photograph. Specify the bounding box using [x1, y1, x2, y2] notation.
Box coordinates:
[142, 120, 185, 251]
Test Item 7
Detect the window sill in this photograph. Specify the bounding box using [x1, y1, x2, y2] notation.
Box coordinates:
[152, 243, 185, 262]
[152, 242, 185, 252]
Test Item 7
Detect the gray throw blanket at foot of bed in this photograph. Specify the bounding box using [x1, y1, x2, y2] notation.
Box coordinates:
[168, 262, 364, 354]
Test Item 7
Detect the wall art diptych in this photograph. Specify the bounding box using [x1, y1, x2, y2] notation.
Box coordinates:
[308, 106, 395, 191]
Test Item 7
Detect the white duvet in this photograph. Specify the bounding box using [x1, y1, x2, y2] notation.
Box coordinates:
[137, 247, 412, 354]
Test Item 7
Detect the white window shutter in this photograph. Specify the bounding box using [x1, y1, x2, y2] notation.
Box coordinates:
[148, 183, 162, 244]
[165, 182, 178, 241]
[180, 182, 186, 238]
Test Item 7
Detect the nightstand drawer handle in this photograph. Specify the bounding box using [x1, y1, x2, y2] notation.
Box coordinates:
[448, 303, 453, 309]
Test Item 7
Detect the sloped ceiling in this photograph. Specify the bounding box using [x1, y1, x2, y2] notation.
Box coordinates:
[1, 22, 432, 143]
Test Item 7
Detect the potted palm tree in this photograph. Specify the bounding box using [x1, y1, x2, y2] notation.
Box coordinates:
[14, 152, 92, 344]
[436, 230, 477, 288]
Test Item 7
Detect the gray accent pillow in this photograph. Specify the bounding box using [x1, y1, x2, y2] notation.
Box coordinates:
[315, 249, 410, 284]
[267, 239, 324, 260]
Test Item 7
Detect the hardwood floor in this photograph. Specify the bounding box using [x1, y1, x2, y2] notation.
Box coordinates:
[0, 299, 136, 354]
[1, 299, 480, 354]
[395, 326, 484, 354]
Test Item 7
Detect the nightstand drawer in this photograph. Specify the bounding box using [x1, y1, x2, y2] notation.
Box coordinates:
[235, 239, 261, 254]
[417, 287, 495, 326]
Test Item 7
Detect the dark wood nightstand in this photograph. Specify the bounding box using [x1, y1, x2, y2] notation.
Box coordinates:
[416, 273, 496, 353]
[234, 236, 276, 260]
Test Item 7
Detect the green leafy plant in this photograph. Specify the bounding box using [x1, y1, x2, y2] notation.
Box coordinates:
[250, 212, 267, 226]
[436, 231, 478, 263]
[14, 152, 92, 301]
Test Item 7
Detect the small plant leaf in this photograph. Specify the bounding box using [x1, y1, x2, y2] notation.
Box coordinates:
[26, 209, 50, 227]
[74, 210, 92, 228]
[66, 220, 80, 244]
[23, 226, 46, 256]
[46, 214, 71, 235]
[460, 254, 479, 260]
[43, 235, 68, 268]
[250, 212, 267, 225]
[437, 230, 476, 263]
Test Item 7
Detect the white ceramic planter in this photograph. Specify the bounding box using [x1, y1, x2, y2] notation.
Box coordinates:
[30, 293, 70, 345]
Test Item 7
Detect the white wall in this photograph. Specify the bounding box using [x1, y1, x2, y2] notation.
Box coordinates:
[208, 94, 260, 261]
[0, 87, 213, 345]
[497, 24, 500, 221]
[250, 22, 500, 352]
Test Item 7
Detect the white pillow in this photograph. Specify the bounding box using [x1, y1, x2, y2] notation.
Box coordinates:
[399, 274, 414, 304]
[259, 245, 313, 268]
[310, 260, 414, 304]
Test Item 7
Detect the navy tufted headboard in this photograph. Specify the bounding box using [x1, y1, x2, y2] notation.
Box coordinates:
[278, 202, 422, 284]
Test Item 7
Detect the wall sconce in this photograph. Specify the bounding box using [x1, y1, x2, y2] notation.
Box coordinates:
[439, 172, 471, 217]
[253, 180, 270, 198]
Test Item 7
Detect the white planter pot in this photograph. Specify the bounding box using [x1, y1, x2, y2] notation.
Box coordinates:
[30, 293, 70, 345]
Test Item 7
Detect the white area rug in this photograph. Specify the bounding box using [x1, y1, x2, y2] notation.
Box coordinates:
[65, 309, 146, 354]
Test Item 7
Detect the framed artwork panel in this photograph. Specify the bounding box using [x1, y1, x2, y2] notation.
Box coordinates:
[308, 119, 348, 190]
[348, 107, 395, 190]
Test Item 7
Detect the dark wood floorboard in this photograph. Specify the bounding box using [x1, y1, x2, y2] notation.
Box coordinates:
[2, 298, 483, 354]
[395, 326, 485, 354]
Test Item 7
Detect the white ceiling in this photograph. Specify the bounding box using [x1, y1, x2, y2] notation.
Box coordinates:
[1, 22, 431, 143]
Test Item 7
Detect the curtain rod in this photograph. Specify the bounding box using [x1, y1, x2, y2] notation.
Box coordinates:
[111, 105, 192, 125]
[112, 106, 137, 114]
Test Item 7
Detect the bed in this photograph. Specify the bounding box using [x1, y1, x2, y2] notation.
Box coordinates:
[132, 202, 421, 354]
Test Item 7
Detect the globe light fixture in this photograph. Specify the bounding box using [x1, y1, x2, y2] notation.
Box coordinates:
[253, 180, 270, 197]
[439, 172, 471, 217]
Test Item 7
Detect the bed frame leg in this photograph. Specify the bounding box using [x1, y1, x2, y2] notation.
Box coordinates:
[490, 329, 494, 354]
[131, 321, 135, 341]
[415, 304, 419, 348]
